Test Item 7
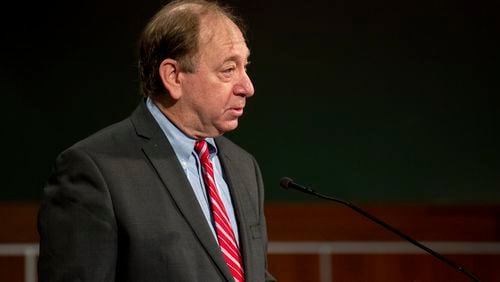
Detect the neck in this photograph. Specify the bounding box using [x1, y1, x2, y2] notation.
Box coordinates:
[151, 96, 217, 140]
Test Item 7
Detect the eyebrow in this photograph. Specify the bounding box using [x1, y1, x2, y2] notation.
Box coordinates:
[223, 53, 251, 65]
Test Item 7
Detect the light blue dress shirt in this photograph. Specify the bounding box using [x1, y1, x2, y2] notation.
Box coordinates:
[146, 98, 240, 245]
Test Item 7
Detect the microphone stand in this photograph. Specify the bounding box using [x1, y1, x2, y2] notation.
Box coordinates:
[280, 177, 481, 282]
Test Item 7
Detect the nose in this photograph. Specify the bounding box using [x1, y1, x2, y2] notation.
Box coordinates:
[234, 70, 255, 97]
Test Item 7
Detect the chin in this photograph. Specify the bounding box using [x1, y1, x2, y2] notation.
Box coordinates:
[217, 120, 239, 135]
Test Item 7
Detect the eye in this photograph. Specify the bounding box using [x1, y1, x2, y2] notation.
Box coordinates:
[221, 66, 236, 79]
[222, 67, 236, 74]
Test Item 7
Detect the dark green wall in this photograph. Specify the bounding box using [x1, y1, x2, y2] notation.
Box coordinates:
[2, 0, 498, 203]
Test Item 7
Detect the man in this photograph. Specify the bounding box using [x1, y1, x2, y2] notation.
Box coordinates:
[37, 0, 276, 281]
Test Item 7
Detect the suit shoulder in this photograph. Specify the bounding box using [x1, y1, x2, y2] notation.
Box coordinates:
[65, 117, 137, 155]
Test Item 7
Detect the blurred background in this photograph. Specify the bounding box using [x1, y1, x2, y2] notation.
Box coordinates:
[1, 0, 498, 281]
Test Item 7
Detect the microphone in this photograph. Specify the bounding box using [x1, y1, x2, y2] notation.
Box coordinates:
[279, 177, 481, 282]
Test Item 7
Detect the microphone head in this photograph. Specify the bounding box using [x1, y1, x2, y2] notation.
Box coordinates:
[279, 177, 294, 189]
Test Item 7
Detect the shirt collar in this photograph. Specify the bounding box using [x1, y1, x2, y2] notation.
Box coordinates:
[146, 97, 217, 161]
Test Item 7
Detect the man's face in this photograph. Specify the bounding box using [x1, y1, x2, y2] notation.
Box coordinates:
[178, 15, 254, 138]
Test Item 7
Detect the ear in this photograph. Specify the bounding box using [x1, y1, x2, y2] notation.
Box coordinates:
[159, 58, 182, 100]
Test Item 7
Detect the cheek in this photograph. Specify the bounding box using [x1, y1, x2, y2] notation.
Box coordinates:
[190, 75, 235, 115]
[206, 86, 233, 110]
[208, 99, 228, 117]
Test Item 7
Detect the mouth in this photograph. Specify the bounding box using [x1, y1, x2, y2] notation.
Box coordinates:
[228, 107, 244, 116]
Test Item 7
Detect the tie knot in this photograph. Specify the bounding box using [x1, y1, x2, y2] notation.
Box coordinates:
[194, 140, 208, 158]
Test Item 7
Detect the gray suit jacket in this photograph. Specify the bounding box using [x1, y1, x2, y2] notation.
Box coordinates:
[38, 100, 276, 282]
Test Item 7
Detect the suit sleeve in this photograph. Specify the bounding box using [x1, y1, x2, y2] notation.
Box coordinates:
[252, 157, 277, 282]
[38, 147, 118, 282]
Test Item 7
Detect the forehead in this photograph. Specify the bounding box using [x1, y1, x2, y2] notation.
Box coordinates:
[198, 14, 250, 58]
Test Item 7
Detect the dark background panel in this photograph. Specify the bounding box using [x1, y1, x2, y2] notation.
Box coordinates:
[1, 0, 498, 203]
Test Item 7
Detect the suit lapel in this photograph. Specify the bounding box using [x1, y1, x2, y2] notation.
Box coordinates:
[216, 139, 257, 281]
[131, 102, 234, 281]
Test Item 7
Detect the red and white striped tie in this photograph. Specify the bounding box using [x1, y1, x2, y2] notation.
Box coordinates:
[194, 140, 245, 282]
